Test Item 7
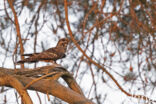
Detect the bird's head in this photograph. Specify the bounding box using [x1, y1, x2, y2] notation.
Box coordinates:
[57, 38, 69, 48]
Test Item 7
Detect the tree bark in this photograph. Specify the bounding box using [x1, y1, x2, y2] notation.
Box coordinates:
[0, 65, 95, 104]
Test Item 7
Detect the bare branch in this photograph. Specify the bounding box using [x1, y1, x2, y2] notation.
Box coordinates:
[64, 0, 156, 102]
[0, 71, 33, 104]
[0, 65, 95, 104]
[7, 0, 24, 68]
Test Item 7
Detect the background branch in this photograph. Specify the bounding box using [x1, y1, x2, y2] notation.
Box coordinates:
[7, 0, 24, 68]
[64, 0, 156, 102]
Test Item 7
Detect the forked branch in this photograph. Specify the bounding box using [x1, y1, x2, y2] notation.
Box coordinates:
[0, 65, 94, 104]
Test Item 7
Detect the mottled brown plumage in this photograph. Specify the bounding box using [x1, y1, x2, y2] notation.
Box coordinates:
[17, 38, 69, 64]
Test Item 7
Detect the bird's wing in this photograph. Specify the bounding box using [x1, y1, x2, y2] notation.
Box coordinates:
[33, 51, 58, 60]
[16, 51, 59, 64]
[45, 47, 58, 53]
[45, 47, 66, 58]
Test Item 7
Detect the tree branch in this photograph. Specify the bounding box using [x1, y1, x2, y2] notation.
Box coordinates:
[0, 71, 33, 104]
[63, 0, 156, 103]
[0, 65, 95, 104]
[7, 0, 25, 68]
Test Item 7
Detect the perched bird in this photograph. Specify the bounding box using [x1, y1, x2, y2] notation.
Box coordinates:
[16, 38, 69, 64]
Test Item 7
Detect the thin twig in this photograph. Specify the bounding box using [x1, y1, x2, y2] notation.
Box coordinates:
[64, 0, 156, 102]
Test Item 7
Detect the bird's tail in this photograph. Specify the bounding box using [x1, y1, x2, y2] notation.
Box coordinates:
[16, 60, 25, 64]
[16, 58, 38, 64]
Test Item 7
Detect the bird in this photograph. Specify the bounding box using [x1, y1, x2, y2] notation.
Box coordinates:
[16, 38, 69, 64]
